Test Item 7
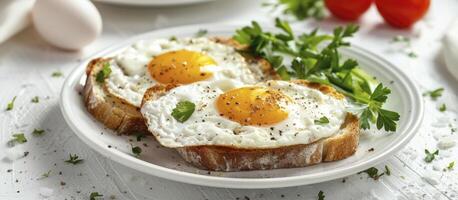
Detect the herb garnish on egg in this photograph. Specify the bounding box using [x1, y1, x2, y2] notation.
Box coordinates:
[314, 116, 329, 125]
[233, 19, 400, 132]
[96, 63, 112, 83]
[171, 101, 196, 123]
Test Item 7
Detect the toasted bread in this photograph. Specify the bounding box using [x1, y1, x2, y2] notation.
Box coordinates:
[83, 38, 277, 135]
[141, 80, 360, 171]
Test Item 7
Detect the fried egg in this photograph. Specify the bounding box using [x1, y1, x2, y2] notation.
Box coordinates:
[104, 37, 266, 107]
[141, 80, 349, 148]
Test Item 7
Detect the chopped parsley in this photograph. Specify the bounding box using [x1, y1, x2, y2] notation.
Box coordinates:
[136, 134, 146, 142]
[271, 0, 326, 20]
[392, 35, 410, 43]
[424, 149, 439, 163]
[51, 71, 63, 77]
[96, 63, 112, 83]
[31, 96, 39, 103]
[314, 116, 329, 125]
[423, 88, 444, 100]
[447, 161, 455, 170]
[233, 19, 400, 132]
[6, 96, 17, 111]
[359, 167, 384, 180]
[39, 170, 52, 179]
[132, 146, 142, 156]
[171, 101, 195, 123]
[439, 104, 446, 112]
[32, 129, 45, 136]
[65, 154, 83, 165]
[10, 133, 27, 144]
[384, 165, 391, 176]
[407, 51, 417, 58]
[90, 192, 103, 200]
[195, 29, 208, 37]
[318, 190, 325, 200]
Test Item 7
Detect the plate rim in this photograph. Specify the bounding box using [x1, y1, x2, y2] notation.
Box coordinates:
[60, 23, 424, 189]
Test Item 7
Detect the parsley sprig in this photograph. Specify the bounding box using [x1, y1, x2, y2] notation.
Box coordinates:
[424, 149, 439, 163]
[171, 101, 195, 123]
[96, 63, 112, 83]
[65, 154, 84, 165]
[233, 19, 400, 131]
[267, 0, 326, 20]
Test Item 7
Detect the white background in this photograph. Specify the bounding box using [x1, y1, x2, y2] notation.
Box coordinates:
[1, 0, 457, 199]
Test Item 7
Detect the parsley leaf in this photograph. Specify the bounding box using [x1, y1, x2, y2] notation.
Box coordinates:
[132, 146, 142, 156]
[171, 101, 195, 123]
[90, 192, 103, 200]
[439, 104, 446, 112]
[359, 167, 384, 180]
[314, 116, 329, 125]
[39, 170, 52, 179]
[424, 149, 439, 163]
[195, 29, 208, 37]
[31, 96, 39, 103]
[276, 0, 326, 20]
[6, 96, 17, 111]
[96, 63, 112, 83]
[384, 165, 391, 176]
[423, 88, 444, 100]
[233, 19, 400, 132]
[10, 133, 27, 144]
[136, 133, 146, 142]
[32, 129, 45, 136]
[447, 161, 455, 170]
[65, 154, 83, 165]
[51, 71, 63, 77]
[318, 190, 325, 200]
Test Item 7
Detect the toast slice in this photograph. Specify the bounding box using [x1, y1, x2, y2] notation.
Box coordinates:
[83, 38, 277, 135]
[142, 80, 360, 171]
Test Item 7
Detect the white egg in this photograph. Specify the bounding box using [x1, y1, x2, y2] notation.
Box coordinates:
[141, 80, 348, 148]
[32, 0, 102, 50]
[105, 37, 266, 107]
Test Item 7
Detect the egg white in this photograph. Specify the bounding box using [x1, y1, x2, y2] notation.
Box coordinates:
[141, 80, 349, 148]
[104, 37, 265, 107]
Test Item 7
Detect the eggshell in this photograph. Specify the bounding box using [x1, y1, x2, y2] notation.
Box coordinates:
[32, 0, 102, 50]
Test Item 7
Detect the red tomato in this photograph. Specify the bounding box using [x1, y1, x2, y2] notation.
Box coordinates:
[325, 0, 373, 21]
[375, 0, 430, 28]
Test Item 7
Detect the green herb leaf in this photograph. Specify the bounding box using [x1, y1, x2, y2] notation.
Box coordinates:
[96, 63, 112, 83]
[90, 192, 103, 200]
[132, 146, 142, 156]
[169, 36, 177, 41]
[439, 104, 446, 112]
[447, 161, 455, 170]
[31, 96, 39, 103]
[171, 101, 195, 123]
[51, 71, 63, 77]
[32, 129, 45, 136]
[11, 133, 27, 144]
[407, 52, 417, 58]
[424, 149, 439, 163]
[277, 0, 326, 20]
[39, 170, 52, 179]
[318, 190, 325, 200]
[314, 116, 329, 125]
[65, 154, 83, 165]
[6, 96, 17, 111]
[195, 29, 208, 37]
[136, 134, 146, 142]
[384, 165, 391, 176]
[423, 88, 444, 100]
[359, 167, 384, 180]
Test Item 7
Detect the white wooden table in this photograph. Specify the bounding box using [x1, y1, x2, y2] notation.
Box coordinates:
[1, 1, 457, 199]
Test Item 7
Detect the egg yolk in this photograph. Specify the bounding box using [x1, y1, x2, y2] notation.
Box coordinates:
[216, 87, 290, 126]
[148, 50, 217, 84]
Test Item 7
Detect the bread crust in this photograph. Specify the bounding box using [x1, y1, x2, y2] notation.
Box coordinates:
[142, 80, 360, 171]
[83, 38, 276, 135]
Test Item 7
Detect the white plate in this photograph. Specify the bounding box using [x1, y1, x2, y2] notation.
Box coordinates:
[60, 23, 424, 189]
[93, 0, 216, 6]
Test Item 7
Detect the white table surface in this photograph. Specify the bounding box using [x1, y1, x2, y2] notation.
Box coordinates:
[1, 0, 458, 199]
